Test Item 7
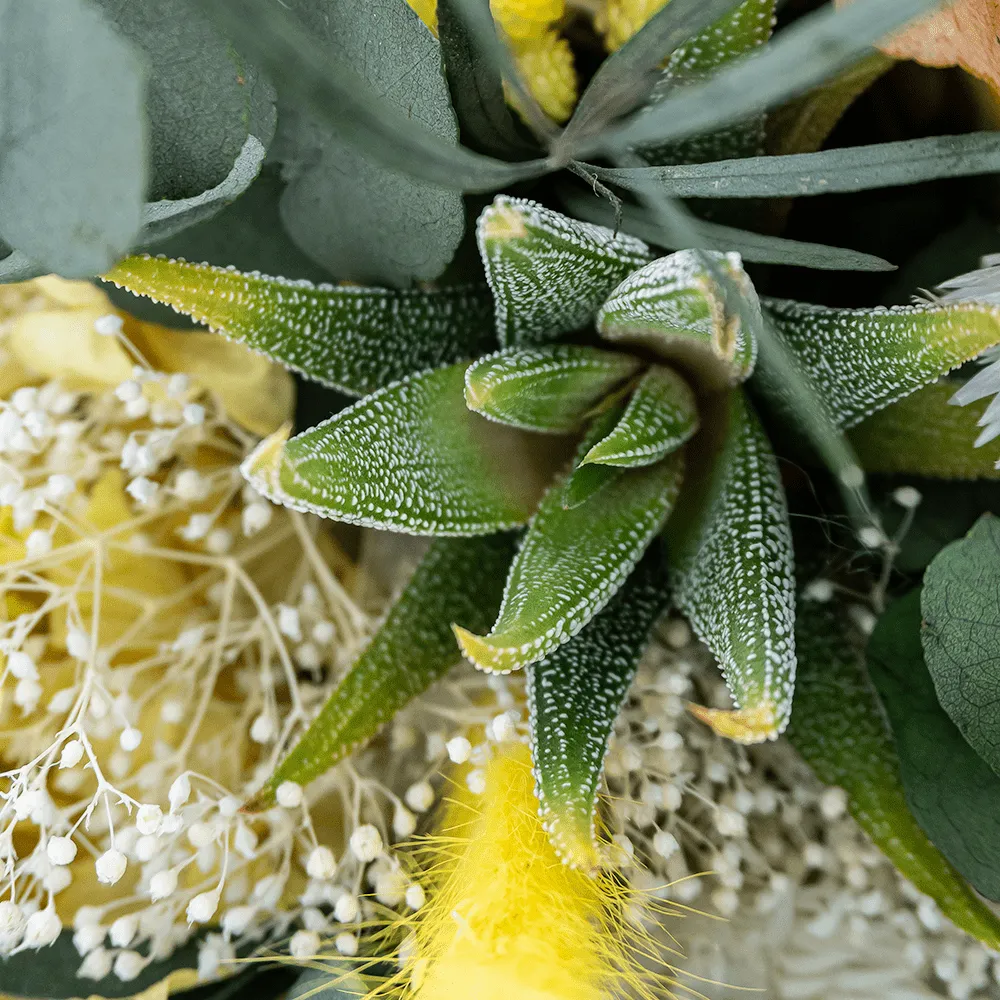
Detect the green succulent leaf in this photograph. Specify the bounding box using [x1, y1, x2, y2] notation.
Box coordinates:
[666, 389, 795, 743]
[243, 362, 553, 536]
[597, 250, 760, 391]
[92, 0, 276, 201]
[454, 434, 684, 673]
[464, 345, 641, 433]
[561, 405, 629, 509]
[0, 0, 146, 277]
[849, 383, 1000, 480]
[583, 365, 698, 467]
[868, 590, 1000, 903]
[478, 196, 652, 348]
[922, 515, 1000, 779]
[103, 255, 495, 397]
[250, 534, 516, 807]
[788, 598, 1000, 949]
[529, 550, 669, 870]
[761, 297, 1000, 428]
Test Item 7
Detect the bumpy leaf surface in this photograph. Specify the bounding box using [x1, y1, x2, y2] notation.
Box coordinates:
[455, 433, 683, 673]
[464, 345, 641, 433]
[477, 196, 652, 347]
[104, 256, 495, 396]
[849, 382, 1000, 479]
[666, 389, 795, 742]
[251, 534, 516, 807]
[584, 365, 698, 467]
[923, 515, 1000, 777]
[529, 551, 668, 870]
[788, 598, 1000, 947]
[763, 297, 1000, 428]
[868, 590, 1000, 902]
[561, 405, 629, 509]
[243, 363, 553, 535]
[598, 251, 760, 391]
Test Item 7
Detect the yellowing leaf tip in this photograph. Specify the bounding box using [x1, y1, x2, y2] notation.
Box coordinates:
[452, 624, 519, 674]
[240, 422, 293, 494]
[687, 700, 780, 744]
[480, 200, 530, 243]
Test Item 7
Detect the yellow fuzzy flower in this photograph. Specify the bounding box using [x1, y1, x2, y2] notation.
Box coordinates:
[491, 0, 565, 41]
[595, 0, 668, 51]
[511, 29, 578, 123]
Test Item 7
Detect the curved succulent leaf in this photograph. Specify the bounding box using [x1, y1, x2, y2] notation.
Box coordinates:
[761, 297, 1000, 428]
[666, 389, 795, 742]
[454, 432, 684, 673]
[561, 405, 629, 509]
[597, 250, 760, 391]
[249, 534, 516, 808]
[103, 255, 496, 396]
[477, 196, 652, 348]
[787, 597, 1000, 949]
[529, 550, 669, 870]
[242, 362, 554, 536]
[583, 365, 698, 467]
[464, 345, 641, 433]
[848, 382, 1000, 479]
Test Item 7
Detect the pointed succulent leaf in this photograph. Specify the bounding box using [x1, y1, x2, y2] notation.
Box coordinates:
[464, 344, 641, 433]
[529, 550, 669, 870]
[561, 405, 629, 509]
[250, 534, 516, 808]
[583, 365, 698, 468]
[242, 362, 554, 536]
[598, 250, 760, 391]
[666, 389, 795, 743]
[848, 382, 1000, 479]
[103, 255, 496, 397]
[454, 438, 684, 673]
[761, 296, 1000, 429]
[477, 195, 652, 348]
[787, 597, 1000, 948]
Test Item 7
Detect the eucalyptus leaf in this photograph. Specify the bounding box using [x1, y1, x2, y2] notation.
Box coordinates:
[464, 345, 641, 433]
[0, 0, 146, 276]
[529, 550, 668, 870]
[666, 389, 795, 743]
[868, 590, 1000, 903]
[92, 0, 276, 200]
[243, 362, 556, 536]
[923, 515, 1000, 779]
[251, 534, 515, 807]
[789, 599, 1000, 949]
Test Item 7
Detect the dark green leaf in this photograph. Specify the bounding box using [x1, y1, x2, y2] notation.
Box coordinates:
[596, 132, 1000, 199]
[788, 598, 1000, 948]
[0, 0, 146, 276]
[464, 344, 640, 432]
[868, 590, 1000, 902]
[251, 534, 515, 806]
[599, 0, 940, 153]
[666, 389, 795, 743]
[198, 0, 546, 192]
[92, 0, 276, 201]
[529, 550, 668, 869]
[103, 255, 495, 396]
[243, 362, 555, 535]
[923, 515, 1000, 779]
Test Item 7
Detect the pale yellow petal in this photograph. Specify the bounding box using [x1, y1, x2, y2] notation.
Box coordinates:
[32, 276, 112, 310]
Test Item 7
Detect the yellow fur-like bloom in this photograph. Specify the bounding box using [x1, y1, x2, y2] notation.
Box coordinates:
[511, 30, 578, 123]
[399, 742, 665, 1000]
[596, 0, 668, 51]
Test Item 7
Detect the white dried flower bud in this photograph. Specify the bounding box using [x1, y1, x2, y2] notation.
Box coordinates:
[149, 868, 178, 902]
[126, 477, 159, 506]
[25, 530, 52, 558]
[276, 781, 303, 809]
[405, 884, 425, 910]
[7, 650, 37, 679]
[446, 736, 472, 764]
[465, 769, 486, 795]
[277, 605, 302, 641]
[79, 947, 113, 980]
[73, 923, 106, 956]
[241, 502, 272, 536]
[335, 932, 358, 956]
[94, 314, 124, 336]
[334, 894, 359, 924]
[66, 628, 91, 661]
[404, 781, 434, 813]
[95, 848, 127, 885]
[289, 929, 321, 959]
[306, 846, 337, 880]
[221, 906, 256, 937]
[113, 950, 146, 982]
[187, 889, 221, 924]
[249, 713, 275, 744]
[46, 835, 77, 866]
[119, 727, 142, 752]
[168, 774, 191, 811]
[136, 804, 162, 836]
[109, 914, 138, 948]
[349, 824, 382, 863]
[393, 806, 416, 839]
[43, 866, 72, 894]
[135, 835, 158, 863]
[0, 901, 26, 954]
[22, 905, 61, 948]
[182, 403, 206, 426]
[652, 830, 680, 860]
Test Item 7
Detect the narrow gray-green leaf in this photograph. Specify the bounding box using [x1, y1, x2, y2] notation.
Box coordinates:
[198, 0, 547, 192]
[598, 250, 760, 391]
[243, 362, 555, 536]
[464, 344, 641, 432]
[922, 515, 1000, 779]
[761, 296, 1000, 428]
[477, 195, 652, 347]
[529, 550, 668, 869]
[0, 248, 43, 284]
[596, 132, 1000, 199]
[666, 389, 795, 743]
[103, 255, 495, 397]
[583, 365, 698, 467]
[250, 534, 515, 807]
[559, 185, 894, 272]
[599, 0, 940, 153]
[0, 0, 147, 276]
[454, 442, 683, 673]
